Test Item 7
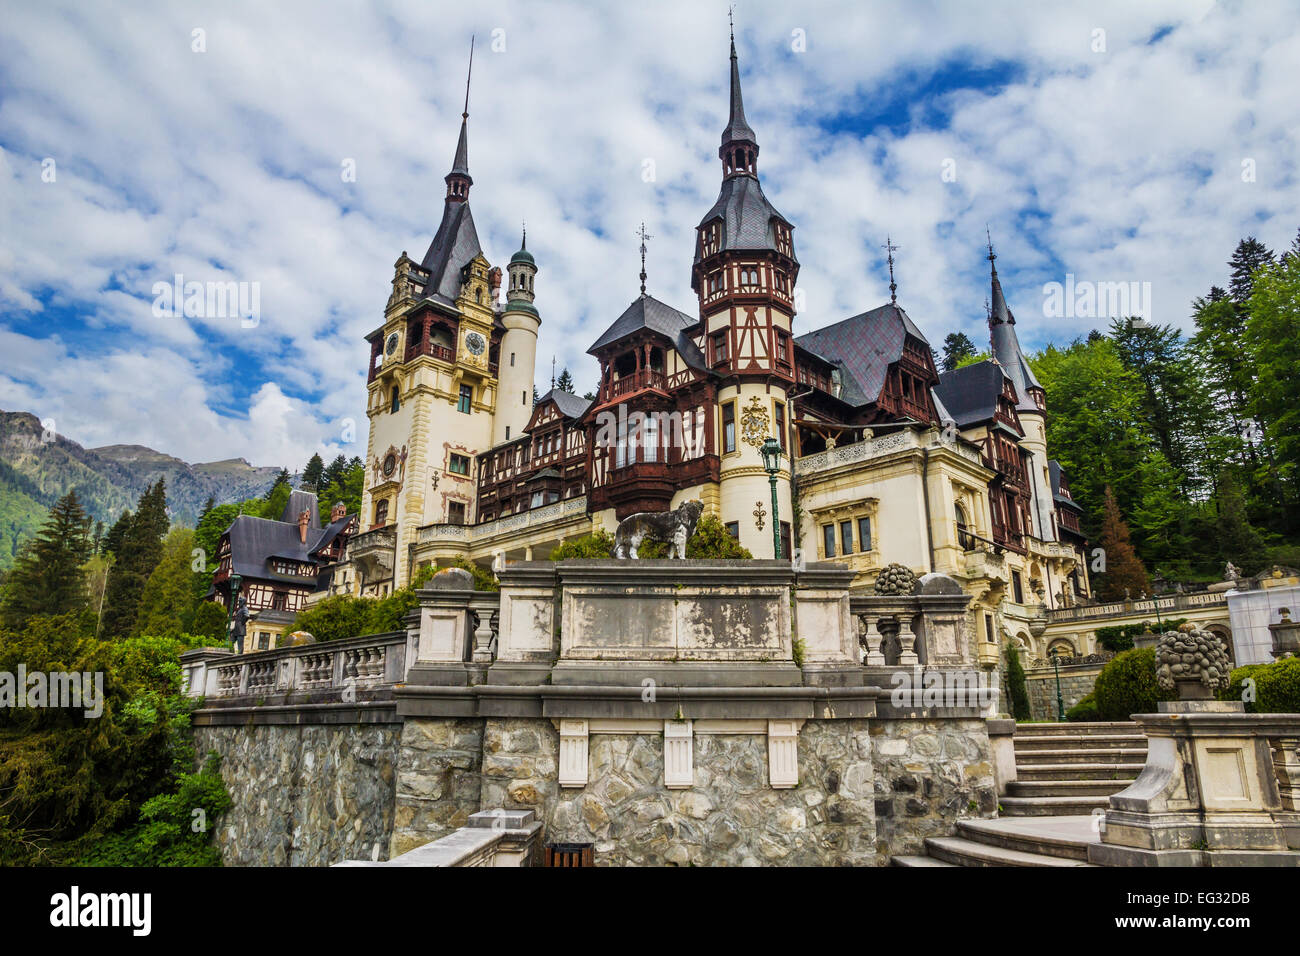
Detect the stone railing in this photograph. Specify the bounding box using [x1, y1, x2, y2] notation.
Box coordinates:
[795, 429, 982, 478]
[182, 630, 409, 700]
[417, 495, 588, 545]
[849, 578, 974, 671]
[1046, 590, 1227, 624]
[334, 810, 543, 867]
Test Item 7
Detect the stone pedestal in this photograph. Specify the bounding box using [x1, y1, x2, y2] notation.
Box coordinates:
[1088, 702, 1300, 866]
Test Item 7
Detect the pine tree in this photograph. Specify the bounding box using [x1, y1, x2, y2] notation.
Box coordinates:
[1228, 236, 1274, 306]
[101, 509, 132, 557]
[1213, 471, 1266, 574]
[940, 332, 977, 372]
[0, 490, 93, 627]
[100, 480, 170, 639]
[322, 454, 348, 489]
[1094, 487, 1151, 601]
[134, 528, 201, 639]
[556, 368, 574, 393]
[266, 468, 291, 497]
[302, 453, 325, 490]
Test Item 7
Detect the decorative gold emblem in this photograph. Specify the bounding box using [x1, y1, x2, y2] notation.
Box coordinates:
[753, 501, 767, 532]
[740, 396, 769, 448]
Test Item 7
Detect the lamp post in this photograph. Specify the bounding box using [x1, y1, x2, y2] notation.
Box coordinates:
[1048, 645, 1065, 722]
[760, 437, 783, 560]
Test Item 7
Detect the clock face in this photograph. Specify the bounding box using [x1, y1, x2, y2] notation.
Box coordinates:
[385, 332, 400, 356]
[465, 331, 486, 356]
[382, 453, 397, 478]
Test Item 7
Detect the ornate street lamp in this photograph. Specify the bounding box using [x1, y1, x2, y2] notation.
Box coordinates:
[760, 437, 783, 560]
[1048, 645, 1065, 722]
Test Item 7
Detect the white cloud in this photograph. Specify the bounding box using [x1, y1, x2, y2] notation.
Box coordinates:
[0, 0, 1296, 465]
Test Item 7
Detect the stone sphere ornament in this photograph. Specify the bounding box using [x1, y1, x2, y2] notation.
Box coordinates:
[1154, 623, 1232, 699]
[873, 562, 918, 596]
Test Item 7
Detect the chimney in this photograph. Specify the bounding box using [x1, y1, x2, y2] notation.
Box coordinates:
[297, 510, 310, 544]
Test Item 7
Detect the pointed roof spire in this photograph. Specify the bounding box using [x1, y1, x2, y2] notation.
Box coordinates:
[444, 37, 474, 199]
[637, 222, 653, 296]
[987, 228, 1011, 326]
[721, 9, 756, 149]
[883, 235, 900, 305]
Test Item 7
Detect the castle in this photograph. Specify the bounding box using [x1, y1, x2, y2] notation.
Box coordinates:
[320, 35, 1093, 667]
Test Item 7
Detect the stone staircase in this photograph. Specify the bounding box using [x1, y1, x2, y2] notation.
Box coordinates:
[892, 721, 1147, 866]
[1001, 721, 1146, 817]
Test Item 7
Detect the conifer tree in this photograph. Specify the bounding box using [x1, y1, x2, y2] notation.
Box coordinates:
[940, 331, 977, 371]
[134, 528, 201, 639]
[302, 453, 325, 489]
[100, 480, 170, 639]
[0, 490, 93, 627]
[1094, 487, 1150, 601]
[556, 368, 574, 393]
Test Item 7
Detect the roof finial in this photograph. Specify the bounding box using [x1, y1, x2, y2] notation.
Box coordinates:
[551, 354, 556, 389]
[637, 222, 653, 296]
[883, 235, 900, 305]
[522, 220, 527, 250]
[463, 35, 475, 120]
[986, 224, 997, 274]
[729, 5, 735, 49]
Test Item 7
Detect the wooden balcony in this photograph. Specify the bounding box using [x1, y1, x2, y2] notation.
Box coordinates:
[601, 369, 667, 403]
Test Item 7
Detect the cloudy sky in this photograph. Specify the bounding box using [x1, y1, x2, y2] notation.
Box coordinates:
[1, 0, 1297, 469]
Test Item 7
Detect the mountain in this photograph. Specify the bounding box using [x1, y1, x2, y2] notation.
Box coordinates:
[0, 410, 283, 568]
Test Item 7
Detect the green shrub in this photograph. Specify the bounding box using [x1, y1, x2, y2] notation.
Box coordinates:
[549, 529, 616, 560]
[1004, 642, 1031, 721]
[1065, 692, 1099, 722]
[1093, 647, 1175, 720]
[190, 600, 231, 644]
[1095, 618, 1187, 653]
[1222, 658, 1300, 713]
[286, 594, 375, 642]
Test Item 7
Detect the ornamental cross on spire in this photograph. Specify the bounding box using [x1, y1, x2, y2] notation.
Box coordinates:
[883, 235, 900, 305]
[637, 222, 653, 296]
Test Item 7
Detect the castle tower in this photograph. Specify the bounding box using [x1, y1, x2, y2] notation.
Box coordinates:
[494, 231, 541, 445]
[691, 32, 799, 558]
[987, 239, 1054, 541]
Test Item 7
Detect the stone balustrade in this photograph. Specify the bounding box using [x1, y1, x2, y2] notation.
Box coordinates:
[181, 630, 408, 703]
[794, 428, 982, 478]
[1046, 589, 1227, 623]
[417, 495, 589, 545]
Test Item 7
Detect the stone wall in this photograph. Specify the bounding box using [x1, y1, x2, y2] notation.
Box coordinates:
[385, 715, 993, 866]
[1024, 665, 1101, 721]
[195, 723, 400, 866]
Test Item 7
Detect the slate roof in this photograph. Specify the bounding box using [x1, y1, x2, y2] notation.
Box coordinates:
[1049, 460, 1085, 513]
[587, 294, 710, 372]
[794, 303, 929, 409]
[721, 38, 756, 148]
[538, 388, 592, 420]
[694, 175, 792, 263]
[222, 490, 354, 584]
[989, 265, 1044, 413]
[933, 360, 1013, 428]
[418, 201, 482, 307]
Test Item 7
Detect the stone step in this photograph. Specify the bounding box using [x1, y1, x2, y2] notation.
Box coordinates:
[1014, 747, 1147, 765]
[890, 854, 958, 867]
[1014, 721, 1139, 736]
[1017, 763, 1145, 781]
[956, 817, 1097, 862]
[1000, 795, 1112, 816]
[924, 835, 1093, 866]
[1008, 779, 1133, 798]
[1014, 734, 1146, 751]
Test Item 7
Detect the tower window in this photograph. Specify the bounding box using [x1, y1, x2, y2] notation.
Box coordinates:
[722, 401, 736, 453]
[725, 521, 740, 539]
[712, 332, 729, 364]
[458, 384, 472, 414]
[390, 386, 400, 413]
[449, 453, 469, 475]
[510, 352, 516, 367]
[447, 501, 466, 525]
[774, 402, 785, 450]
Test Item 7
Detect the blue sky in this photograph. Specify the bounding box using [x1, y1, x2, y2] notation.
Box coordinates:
[1, 0, 1297, 469]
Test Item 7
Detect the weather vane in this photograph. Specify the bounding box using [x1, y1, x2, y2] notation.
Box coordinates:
[986, 224, 996, 266]
[637, 222, 653, 296]
[463, 35, 475, 119]
[883, 235, 900, 305]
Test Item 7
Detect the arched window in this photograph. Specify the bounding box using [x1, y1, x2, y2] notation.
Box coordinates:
[955, 503, 971, 549]
[374, 499, 389, 526]
[390, 386, 400, 413]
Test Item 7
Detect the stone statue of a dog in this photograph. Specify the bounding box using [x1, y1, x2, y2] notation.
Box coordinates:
[613, 500, 704, 559]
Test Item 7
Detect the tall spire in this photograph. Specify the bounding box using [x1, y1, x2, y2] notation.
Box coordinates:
[883, 235, 899, 305]
[637, 222, 653, 296]
[444, 37, 474, 202]
[987, 228, 1011, 327]
[719, 12, 758, 178]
